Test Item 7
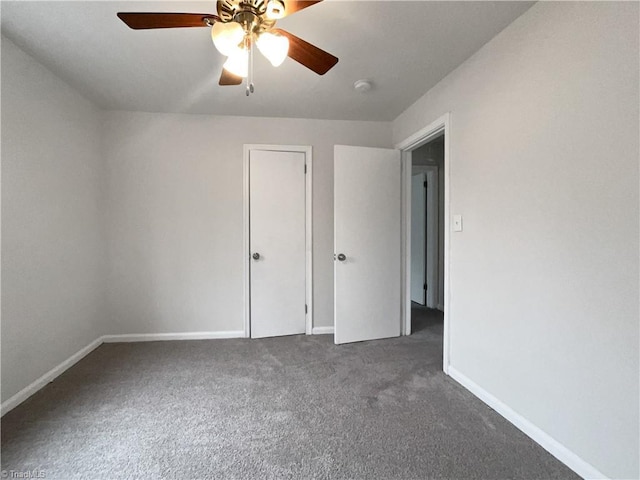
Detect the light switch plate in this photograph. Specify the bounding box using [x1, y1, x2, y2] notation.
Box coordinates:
[453, 215, 463, 232]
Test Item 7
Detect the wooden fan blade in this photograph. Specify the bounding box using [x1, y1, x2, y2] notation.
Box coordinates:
[282, 1, 323, 18]
[117, 12, 218, 30]
[273, 29, 338, 75]
[219, 69, 243, 86]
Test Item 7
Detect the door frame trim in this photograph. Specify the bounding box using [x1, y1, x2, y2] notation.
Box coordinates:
[395, 113, 451, 374]
[243, 144, 313, 338]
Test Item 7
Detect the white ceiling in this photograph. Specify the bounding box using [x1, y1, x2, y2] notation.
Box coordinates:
[1, 1, 534, 121]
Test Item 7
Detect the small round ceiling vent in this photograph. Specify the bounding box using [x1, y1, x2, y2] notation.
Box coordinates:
[354, 79, 373, 93]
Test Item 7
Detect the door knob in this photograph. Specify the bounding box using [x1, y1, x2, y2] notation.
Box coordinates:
[337, 253, 346, 261]
[252, 252, 260, 260]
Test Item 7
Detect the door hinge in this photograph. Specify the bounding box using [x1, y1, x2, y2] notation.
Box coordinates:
[424, 180, 427, 188]
[305, 304, 308, 314]
[424, 283, 427, 290]
[304, 164, 307, 174]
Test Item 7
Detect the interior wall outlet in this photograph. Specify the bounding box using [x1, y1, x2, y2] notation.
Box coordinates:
[453, 215, 463, 232]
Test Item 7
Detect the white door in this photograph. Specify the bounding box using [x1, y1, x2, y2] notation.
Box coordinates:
[334, 145, 401, 344]
[411, 173, 427, 305]
[250, 149, 306, 338]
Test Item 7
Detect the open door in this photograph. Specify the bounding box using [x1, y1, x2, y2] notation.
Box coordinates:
[334, 145, 401, 344]
[411, 173, 427, 305]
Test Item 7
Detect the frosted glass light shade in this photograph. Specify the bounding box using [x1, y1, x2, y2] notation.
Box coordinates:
[256, 32, 289, 67]
[223, 48, 249, 77]
[211, 22, 244, 56]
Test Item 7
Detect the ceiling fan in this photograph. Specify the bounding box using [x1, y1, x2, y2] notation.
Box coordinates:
[117, 0, 339, 95]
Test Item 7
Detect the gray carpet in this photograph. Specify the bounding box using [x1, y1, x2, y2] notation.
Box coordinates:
[2, 307, 579, 480]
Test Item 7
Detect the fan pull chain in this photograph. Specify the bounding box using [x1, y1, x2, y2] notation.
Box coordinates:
[246, 35, 255, 96]
[250, 37, 255, 94]
[245, 36, 250, 96]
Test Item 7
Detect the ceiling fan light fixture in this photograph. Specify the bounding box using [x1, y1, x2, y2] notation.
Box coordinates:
[256, 32, 289, 67]
[223, 47, 249, 78]
[117, 2, 339, 94]
[211, 21, 244, 56]
[265, 0, 286, 20]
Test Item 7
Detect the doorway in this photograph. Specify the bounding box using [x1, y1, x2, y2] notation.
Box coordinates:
[409, 136, 445, 339]
[410, 166, 439, 308]
[243, 145, 313, 338]
[397, 113, 451, 373]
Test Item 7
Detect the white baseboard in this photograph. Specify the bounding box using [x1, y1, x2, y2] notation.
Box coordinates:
[312, 326, 334, 335]
[102, 331, 245, 343]
[448, 366, 608, 480]
[2, 330, 245, 416]
[1, 337, 103, 417]
[0, 333, 610, 480]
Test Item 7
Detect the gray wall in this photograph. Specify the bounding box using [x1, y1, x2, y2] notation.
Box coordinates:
[394, 2, 639, 478]
[102, 111, 392, 334]
[1, 37, 107, 402]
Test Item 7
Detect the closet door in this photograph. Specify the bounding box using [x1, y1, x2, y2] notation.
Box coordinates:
[249, 149, 306, 338]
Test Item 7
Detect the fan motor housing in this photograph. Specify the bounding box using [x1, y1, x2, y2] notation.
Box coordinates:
[217, 0, 263, 20]
[217, 0, 275, 31]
